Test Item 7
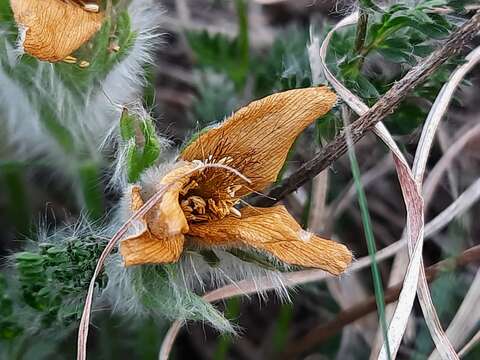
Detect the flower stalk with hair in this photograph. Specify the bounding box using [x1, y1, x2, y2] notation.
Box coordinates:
[120, 87, 352, 275]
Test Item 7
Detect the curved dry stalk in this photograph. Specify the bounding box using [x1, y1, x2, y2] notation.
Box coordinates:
[417, 46, 480, 358]
[283, 244, 480, 358]
[256, 11, 480, 207]
[374, 118, 480, 356]
[158, 176, 480, 359]
[77, 163, 252, 360]
[158, 321, 184, 360]
[158, 12, 480, 360]
[424, 122, 480, 206]
[379, 33, 480, 360]
[317, 12, 451, 360]
[289, 11, 480, 360]
[78, 183, 169, 360]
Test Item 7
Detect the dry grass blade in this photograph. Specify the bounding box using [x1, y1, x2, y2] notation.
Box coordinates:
[424, 123, 480, 207]
[159, 177, 480, 359]
[158, 13, 480, 359]
[323, 21, 480, 360]
[412, 45, 480, 180]
[256, 11, 480, 207]
[408, 45, 480, 360]
[458, 330, 480, 358]
[381, 34, 480, 360]
[317, 12, 436, 360]
[283, 244, 480, 358]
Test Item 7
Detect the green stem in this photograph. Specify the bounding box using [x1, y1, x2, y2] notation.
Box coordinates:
[354, 7, 369, 55]
[77, 161, 104, 221]
[347, 142, 391, 360]
[0, 162, 31, 236]
[272, 304, 293, 354]
[361, 23, 404, 57]
[213, 297, 240, 360]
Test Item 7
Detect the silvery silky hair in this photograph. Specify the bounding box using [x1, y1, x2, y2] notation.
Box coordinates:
[0, 0, 163, 169]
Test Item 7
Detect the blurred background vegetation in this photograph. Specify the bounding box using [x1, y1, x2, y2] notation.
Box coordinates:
[1, 0, 480, 359]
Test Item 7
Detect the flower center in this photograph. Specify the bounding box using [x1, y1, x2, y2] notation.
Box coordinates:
[179, 179, 242, 222]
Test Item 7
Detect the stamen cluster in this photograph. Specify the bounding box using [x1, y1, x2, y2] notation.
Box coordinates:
[179, 157, 243, 222]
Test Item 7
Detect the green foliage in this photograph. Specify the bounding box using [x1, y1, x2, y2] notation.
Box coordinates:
[128, 264, 234, 332]
[187, 0, 468, 141]
[186, 0, 249, 90]
[333, 0, 452, 102]
[0, 275, 23, 340]
[120, 109, 162, 183]
[189, 26, 312, 130]
[322, 0, 471, 135]
[190, 72, 238, 127]
[0, 238, 107, 341]
[316, 111, 342, 144]
[253, 27, 312, 97]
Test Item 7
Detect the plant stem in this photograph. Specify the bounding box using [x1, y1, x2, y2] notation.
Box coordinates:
[213, 297, 241, 360]
[0, 162, 31, 236]
[354, 6, 369, 67]
[345, 111, 391, 360]
[77, 161, 104, 221]
[254, 11, 480, 207]
[272, 304, 294, 355]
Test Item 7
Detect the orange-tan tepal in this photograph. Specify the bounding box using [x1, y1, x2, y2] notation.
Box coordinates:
[10, 0, 103, 62]
[120, 87, 353, 276]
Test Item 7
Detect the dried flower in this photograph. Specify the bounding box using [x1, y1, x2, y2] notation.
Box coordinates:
[10, 0, 103, 62]
[120, 87, 352, 275]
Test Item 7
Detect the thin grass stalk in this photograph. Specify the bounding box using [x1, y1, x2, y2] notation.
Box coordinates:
[343, 107, 391, 359]
[316, 12, 462, 358]
[158, 177, 480, 358]
[78, 163, 252, 360]
[316, 13, 431, 359]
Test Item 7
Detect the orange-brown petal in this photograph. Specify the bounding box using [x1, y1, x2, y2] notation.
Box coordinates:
[11, 0, 103, 62]
[145, 163, 199, 239]
[180, 87, 336, 197]
[188, 206, 352, 275]
[120, 232, 184, 267]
